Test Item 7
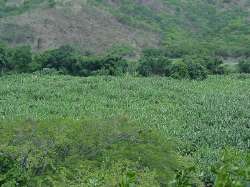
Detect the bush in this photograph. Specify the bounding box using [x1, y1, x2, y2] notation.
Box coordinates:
[97, 55, 128, 76]
[0, 118, 200, 186]
[35, 45, 76, 73]
[141, 48, 167, 58]
[138, 49, 210, 80]
[238, 59, 250, 73]
[170, 60, 189, 79]
[205, 57, 225, 75]
[35, 46, 129, 76]
[138, 51, 171, 76]
[0, 43, 9, 74]
[0, 43, 33, 74]
[9, 45, 32, 73]
[211, 149, 250, 187]
[183, 56, 208, 80]
[185, 55, 225, 75]
[187, 62, 208, 80]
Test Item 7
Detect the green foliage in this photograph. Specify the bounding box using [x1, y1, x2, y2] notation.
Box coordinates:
[138, 53, 171, 76]
[205, 57, 225, 75]
[0, 43, 9, 74]
[91, 0, 250, 58]
[212, 149, 250, 187]
[187, 62, 207, 80]
[0, 118, 199, 186]
[37, 45, 75, 71]
[0, 43, 248, 80]
[1, 74, 250, 185]
[183, 56, 208, 80]
[137, 49, 209, 80]
[238, 59, 250, 73]
[34, 45, 129, 76]
[169, 60, 189, 79]
[0, 74, 249, 169]
[0, 0, 52, 18]
[0, 43, 130, 76]
[9, 45, 32, 73]
[0, 0, 250, 58]
[48, 0, 56, 8]
[0, 43, 32, 74]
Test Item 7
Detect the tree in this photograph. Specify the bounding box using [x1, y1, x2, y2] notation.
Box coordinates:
[170, 60, 189, 79]
[238, 59, 250, 73]
[183, 56, 208, 80]
[0, 43, 8, 74]
[138, 50, 171, 76]
[187, 62, 208, 80]
[10, 46, 32, 73]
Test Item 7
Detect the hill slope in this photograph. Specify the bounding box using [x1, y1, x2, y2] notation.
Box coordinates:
[0, 0, 249, 56]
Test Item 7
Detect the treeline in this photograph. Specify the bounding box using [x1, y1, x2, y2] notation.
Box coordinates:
[0, 43, 250, 80]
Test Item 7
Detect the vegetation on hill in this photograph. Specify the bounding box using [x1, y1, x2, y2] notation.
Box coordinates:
[91, 0, 250, 58]
[0, 0, 249, 58]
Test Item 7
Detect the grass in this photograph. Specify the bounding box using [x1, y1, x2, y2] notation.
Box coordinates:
[0, 74, 249, 170]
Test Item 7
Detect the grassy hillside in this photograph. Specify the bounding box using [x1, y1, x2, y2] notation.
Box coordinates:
[0, 0, 249, 57]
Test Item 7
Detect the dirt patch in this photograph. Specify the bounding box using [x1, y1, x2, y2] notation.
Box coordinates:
[0, 3, 159, 53]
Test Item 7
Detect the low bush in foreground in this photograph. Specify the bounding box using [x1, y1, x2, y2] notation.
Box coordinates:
[0, 118, 200, 187]
[211, 149, 250, 187]
[0, 117, 249, 186]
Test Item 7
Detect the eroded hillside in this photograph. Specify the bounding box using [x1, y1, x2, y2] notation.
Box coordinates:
[0, 0, 249, 56]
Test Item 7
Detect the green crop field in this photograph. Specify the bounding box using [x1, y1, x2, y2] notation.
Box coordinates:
[0, 73, 250, 186]
[1, 74, 249, 159]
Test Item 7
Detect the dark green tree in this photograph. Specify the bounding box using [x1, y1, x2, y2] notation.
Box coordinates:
[238, 59, 250, 73]
[10, 46, 32, 73]
[0, 43, 8, 74]
[138, 50, 171, 76]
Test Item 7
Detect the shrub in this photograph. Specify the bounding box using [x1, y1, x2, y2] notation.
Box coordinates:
[0, 118, 200, 186]
[9, 45, 32, 73]
[48, 0, 56, 7]
[138, 53, 171, 76]
[98, 54, 128, 76]
[36, 45, 76, 73]
[238, 59, 250, 73]
[211, 149, 250, 187]
[205, 57, 225, 75]
[186, 55, 225, 75]
[170, 60, 189, 79]
[0, 43, 9, 74]
[35, 46, 129, 76]
[183, 56, 208, 80]
[142, 48, 166, 58]
[187, 62, 208, 80]
[0, 43, 33, 74]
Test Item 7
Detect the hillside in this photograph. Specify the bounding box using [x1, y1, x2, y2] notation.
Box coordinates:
[0, 0, 249, 56]
[1, 1, 250, 185]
